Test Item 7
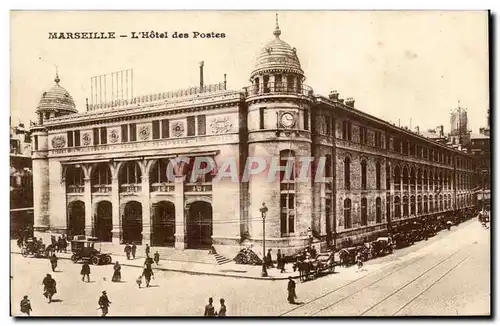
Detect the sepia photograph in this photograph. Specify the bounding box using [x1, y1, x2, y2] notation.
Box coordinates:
[9, 10, 491, 317]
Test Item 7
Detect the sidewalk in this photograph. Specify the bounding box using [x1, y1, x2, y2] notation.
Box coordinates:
[10, 241, 301, 280]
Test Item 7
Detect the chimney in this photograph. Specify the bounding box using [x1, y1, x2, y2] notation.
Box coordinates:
[415, 126, 420, 134]
[199, 61, 204, 88]
[439, 125, 444, 137]
[339, 98, 345, 104]
[328, 90, 339, 101]
[345, 97, 355, 107]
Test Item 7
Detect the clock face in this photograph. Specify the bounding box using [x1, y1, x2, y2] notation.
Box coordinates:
[280, 112, 295, 128]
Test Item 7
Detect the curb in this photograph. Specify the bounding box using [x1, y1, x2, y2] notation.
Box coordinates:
[10, 251, 296, 281]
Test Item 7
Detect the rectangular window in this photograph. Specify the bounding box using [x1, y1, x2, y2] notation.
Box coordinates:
[129, 124, 137, 142]
[67, 131, 74, 147]
[326, 116, 331, 135]
[304, 111, 309, 131]
[93, 128, 99, 145]
[152, 120, 160, 139]
[187, 116, 196, 136]
[360, 126, 367, 144]
[100, 127, 107, 144]
[259, 108, 265, 129]
[34, 135, 38, 151]
[161, 119, 169, 138]
[121, 124, 128, 142]
[197, 115, 206, 136]
[347, 122, 352, 141]
[74, 130, 80, 147]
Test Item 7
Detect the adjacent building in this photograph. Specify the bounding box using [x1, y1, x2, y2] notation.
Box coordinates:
[31, 21, 476, 256]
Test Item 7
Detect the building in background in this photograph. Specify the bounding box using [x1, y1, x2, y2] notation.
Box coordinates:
[449, 106, 471, 148]
[471, 116, 491, 211]
[30, 20, 477, 257]
[10, 119, 34, 238]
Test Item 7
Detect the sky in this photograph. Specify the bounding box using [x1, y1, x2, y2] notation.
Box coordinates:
[10, 11, 489, 133]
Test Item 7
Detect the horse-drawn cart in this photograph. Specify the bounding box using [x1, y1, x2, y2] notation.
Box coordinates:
[293, 252, 339, 281]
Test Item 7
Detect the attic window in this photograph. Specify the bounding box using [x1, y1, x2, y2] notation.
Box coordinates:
[42, 92, 47, 97]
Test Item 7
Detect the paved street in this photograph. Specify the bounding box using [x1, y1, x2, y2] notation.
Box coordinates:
[11, 219, 489, 316]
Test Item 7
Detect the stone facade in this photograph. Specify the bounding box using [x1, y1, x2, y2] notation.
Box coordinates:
[31, 22, 476, 257]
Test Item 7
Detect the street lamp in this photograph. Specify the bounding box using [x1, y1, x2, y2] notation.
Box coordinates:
[260, 202, 268, 277]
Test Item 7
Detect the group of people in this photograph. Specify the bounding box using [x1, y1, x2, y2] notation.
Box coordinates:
[50, 234, 68, 253]
[203, 297, 226, 316]
[264, 248, 288, 273]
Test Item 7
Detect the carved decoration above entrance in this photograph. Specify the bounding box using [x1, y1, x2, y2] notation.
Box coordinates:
[139, 126, 150, 140]
[82, 132, 91, 146]
[51, 136, 66, 148]
[209, 116, 233, 134]
[110, 129, 120, 143]
[172, 121, 185, 138]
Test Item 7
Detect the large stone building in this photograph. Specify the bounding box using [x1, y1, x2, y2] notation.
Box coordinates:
[31, 21, 476, 256]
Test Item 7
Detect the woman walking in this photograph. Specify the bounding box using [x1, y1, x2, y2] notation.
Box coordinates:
[112, 262, 121, 282]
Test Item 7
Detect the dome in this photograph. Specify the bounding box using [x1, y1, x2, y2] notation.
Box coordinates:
[250, 18, 304, 79]
[36, 74, 77, 114]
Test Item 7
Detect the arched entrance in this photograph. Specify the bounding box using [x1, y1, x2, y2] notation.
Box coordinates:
[67, 201, 85, 237]
[95, 201, 112, 242]
[187, 201, 213, 249]
[152, 201, 175, 247]
[123, 201, 143, 244]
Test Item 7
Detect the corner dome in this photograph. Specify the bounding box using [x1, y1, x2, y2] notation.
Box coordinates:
[36, 74, 77, 114]
[250, 18, 304, 79]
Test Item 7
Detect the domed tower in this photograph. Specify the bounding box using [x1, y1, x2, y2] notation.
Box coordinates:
[31, 73, 77, 238]
[245, 15, 314, 255]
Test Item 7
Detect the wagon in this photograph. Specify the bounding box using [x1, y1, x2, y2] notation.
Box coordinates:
[70, 236, 112, 265]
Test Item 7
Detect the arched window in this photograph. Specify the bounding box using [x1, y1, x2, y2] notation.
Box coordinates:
[325, 155, 332, 178]
[424, 195, 428, 213]
[417, 168, 422, 190]
[280, 150, 295, 236]
[386, 164, 391, 190]
[344, 157, 351, 190]
[376, 161, 381, 190]
[386, 194, 391, 221]
[417, 195, 422, 214]
[394, 196, 401, 218]
[376, 197, 382, 223]
[434, 172, 439, 190]
[429, 171, 434, 191]
[361, 197, 368, 226]
[440, 194, 444, 211]
[119, 161, 141, 185]
[410, 195, 416, 216]
[361, 160, 367, 190]
[435, 196, 439, 213]
[344, 198, 352, 229]
[429, 195, 434, 212]
[394, 165, 401, 189]
[410, 167, 416, 190]
[403, 196, 409, 217]
[403, 166, 409, 189]
[423, 170, 428, 191]
[254, 77, 260, 93]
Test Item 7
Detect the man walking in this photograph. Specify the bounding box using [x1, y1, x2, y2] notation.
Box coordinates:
[124, 243, 131, 260]
[131, 242, 137, 259]
[287, 277, 297, 304]
[142, 267, 154, 288]
[42, 274, 57, 303]
[20, 295, 32, 316]
[49, 253, 58, 272]
[218, 298, 227, 317]
[145, 243, 150, 257]
[81, 262, 90, 282]
[98, 291, 111, 317]
[153, 251, 160, 265]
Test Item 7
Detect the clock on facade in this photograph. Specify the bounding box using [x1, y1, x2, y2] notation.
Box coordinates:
[280, 112, 295, 128]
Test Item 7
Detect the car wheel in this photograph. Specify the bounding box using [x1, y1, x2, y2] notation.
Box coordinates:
[91, 256, 100, 265]
[71, 254, 79, 263]
[103, 255, 112, 265]
[21, 248, 28, 257]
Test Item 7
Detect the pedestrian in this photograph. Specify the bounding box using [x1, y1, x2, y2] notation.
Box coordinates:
[124, 243, 131, 260]
[57, 236, 63, 253]
[310, 246, 317, 259]
[42, 274, 57, 303]
[142, 267, 154, 287]
[153, 251, 160, 265]
[277, 249, 282, 271]
[17, 236, 23, 249]
[131, 242, 137, 259]
[49, 253, 58, 272]
[20, 295, 32, 316]
[112, 262, 121, 282]
[204, 297, 216, 316]
[81, 262, 91, 282]
[61, 235, 68, 253]
[145, 244, 150, 257]
[287, 277, 297, 304]
[144, 256, 153, 271]
[266, 248, 274, 268]
[98, 291, 111, 317]
[51, 235, 56, 247]
[135, 275, 142, 288]
[356, 252, 364, 270]
[218, 298, 227, 317]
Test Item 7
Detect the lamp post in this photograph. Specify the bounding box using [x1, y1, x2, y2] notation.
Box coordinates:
[260, 202, 268, 277]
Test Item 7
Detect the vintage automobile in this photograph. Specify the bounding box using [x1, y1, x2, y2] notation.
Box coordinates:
[21, 238, 50, 258]
[70, 236, 112, 265]
[369, 237, 393, 257]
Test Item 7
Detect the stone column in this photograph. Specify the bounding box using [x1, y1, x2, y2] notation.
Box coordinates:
[320, 183, 327, 236]
[84, 177, 93, 237]
[174, 176, 186, 249]
[111, 177, 121, 245]
[141, 175, 151, 244]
